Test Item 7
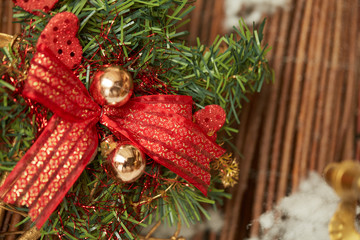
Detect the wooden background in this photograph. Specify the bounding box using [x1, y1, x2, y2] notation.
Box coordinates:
[1, 0, 359, 239]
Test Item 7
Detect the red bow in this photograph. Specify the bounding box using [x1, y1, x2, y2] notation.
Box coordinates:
[0, 44, 225, 228]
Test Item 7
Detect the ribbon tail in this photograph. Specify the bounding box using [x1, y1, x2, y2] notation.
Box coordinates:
[0, 115, 98, 228]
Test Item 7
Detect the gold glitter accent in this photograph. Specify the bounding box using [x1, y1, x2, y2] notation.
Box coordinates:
[212, 153, 239, 188]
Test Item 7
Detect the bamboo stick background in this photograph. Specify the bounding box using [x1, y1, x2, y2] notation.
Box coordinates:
[1, 0, 359, 239]
[219, 0, 359, 239]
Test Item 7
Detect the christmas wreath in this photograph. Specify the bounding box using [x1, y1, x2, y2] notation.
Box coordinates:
[0, 0, 272, 239]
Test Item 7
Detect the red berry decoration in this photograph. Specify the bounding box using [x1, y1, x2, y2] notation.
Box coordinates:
[194, 105, 226, 140]
[37, 12, 82, 69]
[13, 0, 58, 14]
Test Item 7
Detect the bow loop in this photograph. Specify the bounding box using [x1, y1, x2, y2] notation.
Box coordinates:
[23, 44, 101, 123]
[130, 95, 193, 119]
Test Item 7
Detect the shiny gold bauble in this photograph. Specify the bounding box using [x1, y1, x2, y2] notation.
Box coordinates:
[109, 144, 146, 182]
[90, 65, 133, 107]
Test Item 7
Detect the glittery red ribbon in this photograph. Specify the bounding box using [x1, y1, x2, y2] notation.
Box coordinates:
[0, 44, 225, 228]
[102, 96, 225, 193]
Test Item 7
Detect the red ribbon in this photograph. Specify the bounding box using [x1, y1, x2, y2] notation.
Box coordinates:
[0, 44, 225, 228]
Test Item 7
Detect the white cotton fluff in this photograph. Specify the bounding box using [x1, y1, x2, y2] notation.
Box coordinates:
[250, 172, 340, 240]
[224, 0, 290, 30]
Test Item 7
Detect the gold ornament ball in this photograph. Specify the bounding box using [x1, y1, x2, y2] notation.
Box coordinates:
[90, 65, 133, 107]
[109, 144, 146, 182]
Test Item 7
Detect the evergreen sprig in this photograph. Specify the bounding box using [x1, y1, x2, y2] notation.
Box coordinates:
[0, 0, 272, 239]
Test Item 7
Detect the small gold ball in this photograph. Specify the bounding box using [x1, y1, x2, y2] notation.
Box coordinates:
[90, 65, 133, 107]
[100, 136, 117, 157]
[109, 144, 146, 182]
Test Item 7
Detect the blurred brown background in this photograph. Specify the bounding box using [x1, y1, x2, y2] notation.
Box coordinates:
[1, 0, 359, 239]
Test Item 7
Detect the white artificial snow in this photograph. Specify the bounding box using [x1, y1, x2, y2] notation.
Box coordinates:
[206, 208, 225, 233]
[248, 172, 340, 240]
[224, 0, 289, 30]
